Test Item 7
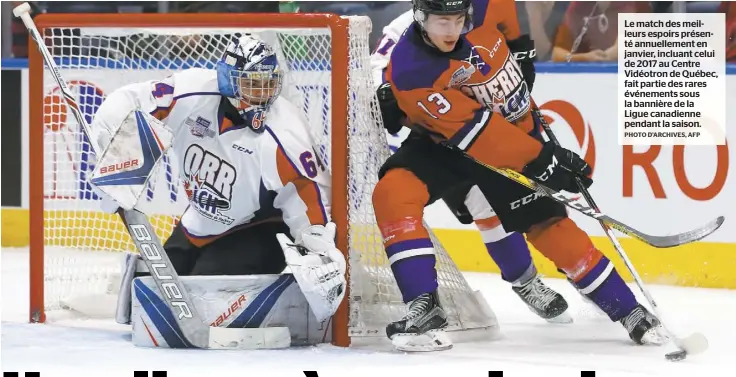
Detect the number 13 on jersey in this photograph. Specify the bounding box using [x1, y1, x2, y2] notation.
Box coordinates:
[418, 93, 451, 119]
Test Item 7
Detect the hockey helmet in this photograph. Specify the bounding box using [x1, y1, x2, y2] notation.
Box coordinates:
[412, 0, 474, 34]
[217, 34, 283, 109]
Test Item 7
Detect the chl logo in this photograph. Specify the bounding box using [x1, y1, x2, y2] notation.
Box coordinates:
[461, 47, 531, 123]
[186, 116, 215, 138]
[182, 145, 237, 224]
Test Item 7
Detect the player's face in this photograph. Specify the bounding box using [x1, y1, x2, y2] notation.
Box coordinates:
[237, 73, 281, 106]
[424, 14, 466, 52]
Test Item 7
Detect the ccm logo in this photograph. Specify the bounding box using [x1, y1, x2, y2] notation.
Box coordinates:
[129, 224, 193, 320]
[510, 192, 543, 209]
[512, 49, 537, 61]
[100, 159, 139, 174]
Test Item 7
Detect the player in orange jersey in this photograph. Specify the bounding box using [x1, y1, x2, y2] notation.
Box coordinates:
[371, 0, 573, 328]
[373, 0, 667, 352]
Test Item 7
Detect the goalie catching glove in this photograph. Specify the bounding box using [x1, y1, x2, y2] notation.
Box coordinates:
[277, 222, 347, 323]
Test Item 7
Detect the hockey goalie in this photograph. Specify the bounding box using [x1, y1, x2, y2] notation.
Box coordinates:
[87, 34, 346, 348]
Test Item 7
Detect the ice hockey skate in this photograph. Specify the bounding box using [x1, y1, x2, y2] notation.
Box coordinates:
[620, 305, 669, 345]
[386, 291, 452, 352]
[513, 275, 572, 324]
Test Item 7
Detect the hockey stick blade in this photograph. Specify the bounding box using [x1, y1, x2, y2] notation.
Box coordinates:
[15, 2, 291, 350]
[606, 215, 724, 249]
[676, 332, 709, 355]
[665, 332, 709, 361]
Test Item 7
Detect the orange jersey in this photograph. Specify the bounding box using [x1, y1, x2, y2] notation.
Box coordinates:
[484, 0, 522, 41]
[386, 0, 542, 172]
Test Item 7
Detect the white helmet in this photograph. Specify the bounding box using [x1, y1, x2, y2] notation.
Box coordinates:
[217, 34, 283, 110]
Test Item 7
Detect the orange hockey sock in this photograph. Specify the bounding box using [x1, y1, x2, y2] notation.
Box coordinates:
[527, 217, 638, 321]
[526, 217, 600, 281]
[372, 169, 437, 302]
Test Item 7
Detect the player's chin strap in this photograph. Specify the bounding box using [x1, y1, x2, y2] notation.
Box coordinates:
[277, 223, 347, 323]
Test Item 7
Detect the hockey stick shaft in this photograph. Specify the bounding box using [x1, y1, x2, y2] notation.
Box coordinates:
[534, 106, 660, 306]
[533, 104, 707, 354]
[558, 18, 683, 311]
[559, 7, 723, 248]
[560, 27, 708, 353]
[455, 146, 720, 248]
[14, 3, 210, 348]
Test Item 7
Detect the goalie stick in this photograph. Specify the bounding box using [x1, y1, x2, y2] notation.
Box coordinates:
[560, 11, 708, 359]
[14, 2, 290, 350]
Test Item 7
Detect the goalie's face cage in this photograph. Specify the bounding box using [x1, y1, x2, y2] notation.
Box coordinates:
[234, 69, 283, 107]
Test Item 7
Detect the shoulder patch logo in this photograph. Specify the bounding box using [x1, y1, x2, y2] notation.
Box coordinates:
[449, 65, 475, 87]
[186, 116, 215, 138]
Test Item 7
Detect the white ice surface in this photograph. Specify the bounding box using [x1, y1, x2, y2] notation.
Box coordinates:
[2, 247, 734, 375]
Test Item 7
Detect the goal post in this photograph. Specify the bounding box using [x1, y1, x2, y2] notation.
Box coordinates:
[28, 12, 497, 348]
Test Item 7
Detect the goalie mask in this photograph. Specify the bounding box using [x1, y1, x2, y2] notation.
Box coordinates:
[217, 34, 283, 132]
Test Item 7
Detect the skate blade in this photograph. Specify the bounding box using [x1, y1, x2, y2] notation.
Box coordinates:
[527, 305, 573, 324]
[674, 332, 708, 355]
[391, 330, 453, 352]
[545, 311, 573, 324]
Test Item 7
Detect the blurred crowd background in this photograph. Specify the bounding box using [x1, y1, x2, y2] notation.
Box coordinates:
[1, 1, 735, 62]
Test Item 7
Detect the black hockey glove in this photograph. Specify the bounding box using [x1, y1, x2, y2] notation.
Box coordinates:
[507, 35, 537, 93]
[376, 82, 406, 135]
[522, 142, 593, 193]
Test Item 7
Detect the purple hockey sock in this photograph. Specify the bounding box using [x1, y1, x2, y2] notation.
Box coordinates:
[486, 232, 534, 284]
[385, 238, 438, 303]
[573, 256, 637, 321]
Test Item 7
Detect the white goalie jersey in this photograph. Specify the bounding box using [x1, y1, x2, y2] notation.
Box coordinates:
[90, 68, 331, 245]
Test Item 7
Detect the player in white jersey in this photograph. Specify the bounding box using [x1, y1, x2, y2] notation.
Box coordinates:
[369, 8, 572, 324]
[89, 34, 346, 335]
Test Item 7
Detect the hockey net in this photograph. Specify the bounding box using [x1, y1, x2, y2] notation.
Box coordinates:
[30, 13, 496, 346]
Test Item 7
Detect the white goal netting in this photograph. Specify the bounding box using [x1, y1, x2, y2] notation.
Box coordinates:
[38, 15, 496, 339]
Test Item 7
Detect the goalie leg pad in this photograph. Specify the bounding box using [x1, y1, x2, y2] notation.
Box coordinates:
[131, 274, 331, 348]
[115, 252, 146, 325]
